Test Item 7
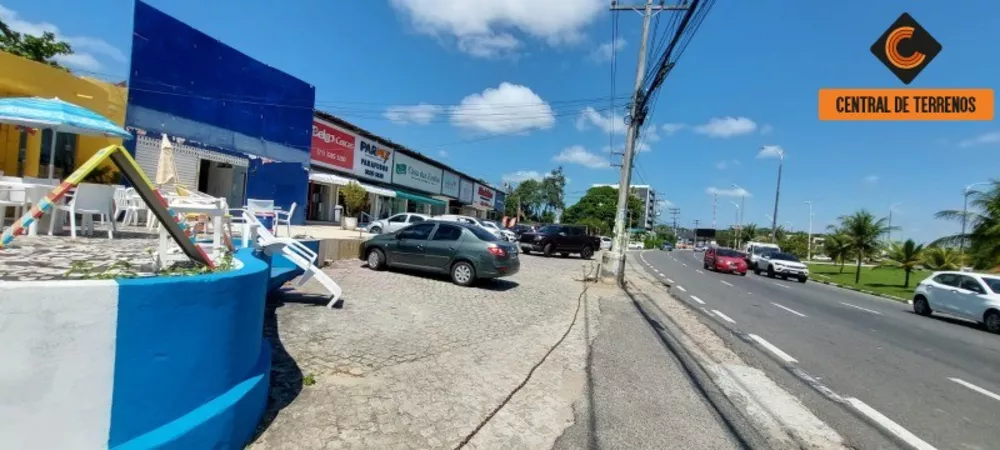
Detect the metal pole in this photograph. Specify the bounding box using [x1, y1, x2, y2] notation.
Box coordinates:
[770, 152, 783, 241]
[960, 190, 969, 256]
[805, 201, 813, 261]
[611, 0, 655, 285]
[712, 193, 717, 229]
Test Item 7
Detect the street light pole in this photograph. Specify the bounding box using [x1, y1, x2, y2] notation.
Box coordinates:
[804, 200, 813, 261]
[730, 201, 740, 248]
[960, 182, 989, 259]
[887, 202, 901, 244]
[768, 148, 784, 241]
[731, 183, 746, 248]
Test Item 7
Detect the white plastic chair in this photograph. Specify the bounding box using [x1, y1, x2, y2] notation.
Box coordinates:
[275, 202, 296, 237]
[22, 176, 59, 186]
[49, 182, 117, 238]
[244, 211, 342, 308]
[0, 185, 26, 230]
[117, 187, 150, 227]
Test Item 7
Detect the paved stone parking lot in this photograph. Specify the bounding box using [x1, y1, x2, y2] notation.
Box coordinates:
[0, 225, 162, 281]
[250, 252, 608, 450]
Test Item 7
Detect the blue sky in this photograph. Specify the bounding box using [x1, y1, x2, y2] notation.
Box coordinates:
[3, 0, 999, 243]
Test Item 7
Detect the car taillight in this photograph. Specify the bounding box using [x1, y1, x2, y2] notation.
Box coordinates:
[487, 245, 507, 257]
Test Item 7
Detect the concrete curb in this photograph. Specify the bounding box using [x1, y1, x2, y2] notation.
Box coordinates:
[812, 277, 913, 304]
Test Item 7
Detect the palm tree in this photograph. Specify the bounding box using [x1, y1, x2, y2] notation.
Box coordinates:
[738, 223, 759, 245]
[835, 210, 896, 284]
[822, 231, 851, 273]
[922, 246, 962, 271]
[876, 239, 924, 288]
[934, 180, 1000, 270]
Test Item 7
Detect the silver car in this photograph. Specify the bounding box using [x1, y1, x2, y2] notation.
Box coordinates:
[366, 213, 431, 234]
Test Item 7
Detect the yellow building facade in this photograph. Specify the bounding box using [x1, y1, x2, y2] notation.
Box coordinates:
[0, 51, 128, 178]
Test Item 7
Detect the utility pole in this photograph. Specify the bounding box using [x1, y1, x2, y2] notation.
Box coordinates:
[668, 207, 680, 234]
[805, 200, 813, 261]
[711, 193, 717, 229]
[770, 150, 784, 241]
[608, 0, 677, 284]
[693, 219, 700, 246]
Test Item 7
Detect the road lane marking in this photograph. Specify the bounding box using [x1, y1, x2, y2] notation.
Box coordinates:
[772, 302, 807, 317]
[748, 334, 798, 363]
[720, 280, 734, 287]
[949, 378, 1000, 402]
[696, 269, 704, 274]
[682, 263, 688, 267]
[774, 282, 791, 289]
[690, 295, 705, 305]
[845, 398, 937, 450]
[839, 302, 882, 315]
[712, 310, 736, 324]
[666, 278, 675, 284]
[676, 285, 687, 292]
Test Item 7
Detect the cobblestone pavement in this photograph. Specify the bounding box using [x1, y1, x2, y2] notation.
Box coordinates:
[0, 225, 163, 281]
[250, 254, 607, 450]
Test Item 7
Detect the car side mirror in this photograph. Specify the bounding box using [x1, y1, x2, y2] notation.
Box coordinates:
[559, 232, 566, 236]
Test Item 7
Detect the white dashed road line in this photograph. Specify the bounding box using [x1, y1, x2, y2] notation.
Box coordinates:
[949, 378, 1000, 402]
[690, 295, 705, 305]
[676, 285, 687, 292]
[712, 310, 736, 324]
[719, 280, 734, 287]
[839, 302, 882, 315]
[696, 269, 704, 274]
[666, 278, 675, 284]
[748, 334, 798, 363]
[774, 282, 791, 289]
[682, 263, 688, 267]
[845, 398, 938, 450]
[771, 302, 807, 318]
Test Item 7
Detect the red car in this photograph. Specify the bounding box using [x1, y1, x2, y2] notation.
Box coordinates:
[704, 247, 748, 275]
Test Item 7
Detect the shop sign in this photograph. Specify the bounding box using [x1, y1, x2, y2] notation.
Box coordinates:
[459, 179, 474, 204]
[474, 183, 495, 209]
[392, 152, 442, 194]
[494, 191, 506, 212]
[354, 137, 393, 182]
[441, 171, 460, 198]
[310, 119, 355, 171]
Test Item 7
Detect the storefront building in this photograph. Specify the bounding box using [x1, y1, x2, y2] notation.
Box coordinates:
[125, 1, 314, 224]
[307, 112, 500, 224]
[0, 52, 128, 179]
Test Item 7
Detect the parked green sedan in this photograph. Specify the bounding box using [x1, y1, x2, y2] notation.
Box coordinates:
[360, 220, 520, 286]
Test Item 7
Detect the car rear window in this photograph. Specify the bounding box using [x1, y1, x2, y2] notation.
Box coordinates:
[467, 225, 499, 241]
[982, 277, 1000, 294]
[716, 249, 741, 257]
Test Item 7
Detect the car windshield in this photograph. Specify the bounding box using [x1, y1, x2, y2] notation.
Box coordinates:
[467, 225, 499, 241]
[480, 221, 499, 229]
[982, 277, 1000, 294]
[770, 252, 799, 262]
[539, 225, 562, 234]
[716, 249, 741, 257]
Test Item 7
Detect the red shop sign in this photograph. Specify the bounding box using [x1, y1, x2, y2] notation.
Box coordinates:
[311, 119, 355, 171]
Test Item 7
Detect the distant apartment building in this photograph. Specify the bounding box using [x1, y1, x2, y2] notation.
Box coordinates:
[591, 184, 657, 230]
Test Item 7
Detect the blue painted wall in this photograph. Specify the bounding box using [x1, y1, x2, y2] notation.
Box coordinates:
[126, 0, 314, 165]
[109, 248, 271, 449]
[247, 159, 308, 224]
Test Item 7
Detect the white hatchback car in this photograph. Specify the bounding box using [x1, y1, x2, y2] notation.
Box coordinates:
[913, 271, 1000, 333]
[365, 213, 431, 235]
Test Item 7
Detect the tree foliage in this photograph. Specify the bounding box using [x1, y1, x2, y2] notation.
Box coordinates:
[922, 246, 962, 271]
[822, 231, 852, 273]
[561, 186, 643, 233]
[503, 168, 566, 223]
[833, 210, 895, 284]
[933, 180, 1000, 271]
[341, 182, 369, 217]
[877, 239, 925, 288]
[0, 20, 74, 69]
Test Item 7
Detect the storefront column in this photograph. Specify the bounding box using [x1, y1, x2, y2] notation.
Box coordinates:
[23, 130, 42, 177]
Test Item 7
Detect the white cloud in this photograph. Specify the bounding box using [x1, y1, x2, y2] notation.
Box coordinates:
[693, 116, 758, 138]
[591, 37, 625, 62]
[576, 106, 624, 135]
[553, 145, 609, 169]
[760, 124, 774, 135]
[715, 159, 741, 170]
[0, 5, 126, 71]
[384, 103, 444, 125]
[643, 124, 661, 142]
[501, 169, 566, 183]
[602, 141, 650, 154]
[864, 175, 879, 184]
[438, 150, 448, 158]
[958, 131, 1000, 148]
[661, 123, 686, 135]
[450, 82, 555, 134]
[706, 186, 752, 198]
[389, 0, 604, 58]
[757, 145, 785, 159]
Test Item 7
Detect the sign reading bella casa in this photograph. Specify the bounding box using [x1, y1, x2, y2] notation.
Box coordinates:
[473, 183, 495, 209]
[392, 152, 443, 194]
[354, 137, 393, 182]
[310, 119, 355, 171]
[459, 179, 474, 204]
[441, 171, 460, 198]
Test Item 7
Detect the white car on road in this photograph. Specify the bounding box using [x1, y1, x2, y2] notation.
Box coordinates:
[753, 251, 809, 282]
[365, 213, 431, 235]
[913, 271, 1000, 333]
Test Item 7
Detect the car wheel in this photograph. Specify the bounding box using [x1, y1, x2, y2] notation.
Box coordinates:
[367, 248, 386, 271]
[451, 261, 476, 287]
[984, 310, 1000, 333]
[798, 276, 807, 283]
[369, 225, 382, 234]
[740, 271, 747, 276]
[543, 243, 554, 257]
[703, 261, 710, 270]
[581, 246, 594, 259]
[913, 296, 932, 316]
[753, 266, 761, 275]
[767, 266, 776, 278]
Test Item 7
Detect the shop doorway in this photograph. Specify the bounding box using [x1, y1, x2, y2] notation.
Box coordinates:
[197, 159, 247, 208]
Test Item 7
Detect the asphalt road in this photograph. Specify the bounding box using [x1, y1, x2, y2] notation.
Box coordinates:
[638, 249, 1000, 450]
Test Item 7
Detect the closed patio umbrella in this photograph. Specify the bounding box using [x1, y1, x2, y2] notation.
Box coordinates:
[0, 97, 132, 179]
[156, 133, 179, 187]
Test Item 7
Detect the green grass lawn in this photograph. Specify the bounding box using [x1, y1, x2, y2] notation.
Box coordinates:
[806, 263, 931, 300]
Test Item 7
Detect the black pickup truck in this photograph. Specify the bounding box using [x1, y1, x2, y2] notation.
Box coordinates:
[518, 224, 601, 259]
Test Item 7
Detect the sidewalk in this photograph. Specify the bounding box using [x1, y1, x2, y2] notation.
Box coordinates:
[289, 223, 373, 240]
[552, 284, 743, 449]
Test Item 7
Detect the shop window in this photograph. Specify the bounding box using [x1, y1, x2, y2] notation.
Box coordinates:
[39, 130, 77, 179]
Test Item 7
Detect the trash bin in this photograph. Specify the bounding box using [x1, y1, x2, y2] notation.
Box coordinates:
[334, 205, 343, 224]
